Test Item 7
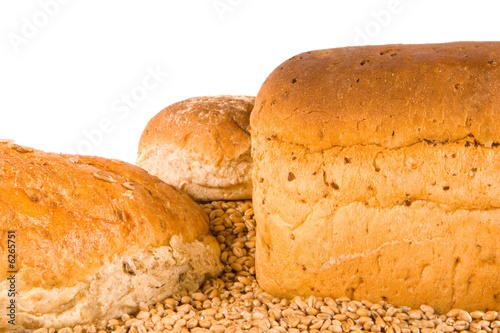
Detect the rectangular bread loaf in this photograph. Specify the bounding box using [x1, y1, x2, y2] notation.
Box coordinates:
[250, 41, 500, 313]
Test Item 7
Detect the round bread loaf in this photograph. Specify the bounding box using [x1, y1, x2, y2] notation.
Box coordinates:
[137, 95, 254, 202]
[251, 41, 500, 313]
[0, 141, 222, 332]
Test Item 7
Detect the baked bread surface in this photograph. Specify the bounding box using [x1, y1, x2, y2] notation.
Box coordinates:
[0, 141, 222, 331]
[137, 95, 254, 201]
[251, 42, 500, 313]
[252, 41, 500, 149]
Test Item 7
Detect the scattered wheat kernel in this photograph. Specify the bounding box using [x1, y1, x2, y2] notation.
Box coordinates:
[459, 310, 473, 323]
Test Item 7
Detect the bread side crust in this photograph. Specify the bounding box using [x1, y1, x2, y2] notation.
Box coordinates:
[0, 235, 222, 332]
[137, 146, 252, 201]
[255, 199, 500, 313]
[253, 135, 500, 313]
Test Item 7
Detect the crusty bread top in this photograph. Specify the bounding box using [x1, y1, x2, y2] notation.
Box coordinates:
[138, 95, 254, 166]
[251, 41, 500, 149]
[0, 141, 210, 290]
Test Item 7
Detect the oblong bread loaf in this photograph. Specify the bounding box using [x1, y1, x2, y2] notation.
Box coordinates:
[0, 141, 222, 332]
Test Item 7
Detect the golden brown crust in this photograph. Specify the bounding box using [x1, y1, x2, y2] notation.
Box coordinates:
[139, 96, 253, 164]
[251, 41, 500, 149]
[253, 136, 500, 313]
[137, 95, 254, 201]
[256, 200, 500, 313]
[0, 142, 211, 290]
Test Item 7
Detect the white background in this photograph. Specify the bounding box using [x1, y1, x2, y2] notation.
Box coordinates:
[1, 0, 500, 164]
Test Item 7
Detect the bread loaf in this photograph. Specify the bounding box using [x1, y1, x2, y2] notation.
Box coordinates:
[250, 41, 500, 313]
[0, 141, 222, 332]
[137, 95, 254, 202]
